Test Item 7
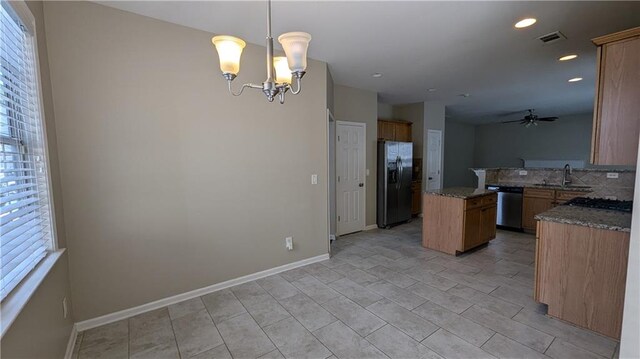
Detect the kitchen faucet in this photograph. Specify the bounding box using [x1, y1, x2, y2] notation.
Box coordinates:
[562, 164, 572, 187]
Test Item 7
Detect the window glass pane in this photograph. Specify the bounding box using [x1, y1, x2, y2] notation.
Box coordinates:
[0, 2, 53, 301]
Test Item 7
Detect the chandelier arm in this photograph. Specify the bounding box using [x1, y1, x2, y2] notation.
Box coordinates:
[289, 76, 302, 95]
[228, 81, 262, 96]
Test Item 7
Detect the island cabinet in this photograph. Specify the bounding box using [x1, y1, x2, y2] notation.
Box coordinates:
[422, 190, 497, 255]
[522, 188, 587, 233]
[535, 220, 630, 339]
[591, 27, 640, 166]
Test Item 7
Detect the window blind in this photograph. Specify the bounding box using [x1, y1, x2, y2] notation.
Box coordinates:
[0, 2, 53, 300]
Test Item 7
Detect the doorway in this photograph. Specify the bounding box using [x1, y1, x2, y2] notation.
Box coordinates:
[336, 121, 366, 236]
[426, 129, 442, 190]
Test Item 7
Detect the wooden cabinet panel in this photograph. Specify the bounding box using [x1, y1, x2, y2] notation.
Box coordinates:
[522, 196, 555, 232]
[591, 28, 640, 165]
[378, 120, 412, 142]
[395, 123, 412, 142]
[535, 221, 630, 339]
[378, 121, 396, 141]
[463, 208, 482, 251]
[555, 190, 587, 204]
[480, 205, 497, 242]
[523, 187, 554, 199]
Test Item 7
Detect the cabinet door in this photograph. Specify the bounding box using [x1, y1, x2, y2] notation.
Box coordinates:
[593, 36, 640, 165]
[395, 123, 412, 142]
[480, 205, 497, 242]
[522, 196, 555, 232]
[378, 121, 395, 141]
[463, 207, 482, 251]
[556, 190, 589, 205]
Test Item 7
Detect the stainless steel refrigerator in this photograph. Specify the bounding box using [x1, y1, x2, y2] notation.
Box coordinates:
[377, 141, 413, 228]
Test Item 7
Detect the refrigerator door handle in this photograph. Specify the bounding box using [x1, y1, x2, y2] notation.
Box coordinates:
[397, 156, 402, 189]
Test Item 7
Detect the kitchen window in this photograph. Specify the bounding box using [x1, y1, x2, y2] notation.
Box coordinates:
[1, 1, 55, 301]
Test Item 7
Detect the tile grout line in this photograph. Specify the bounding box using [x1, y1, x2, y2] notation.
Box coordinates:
[255, 275, 339, 359]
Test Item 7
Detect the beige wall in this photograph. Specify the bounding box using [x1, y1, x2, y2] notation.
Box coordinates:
[1, 2, 75, 357]
[1, 254, 74, 359]
[43, 1, 329, 321]
[334, 85, 378, 226]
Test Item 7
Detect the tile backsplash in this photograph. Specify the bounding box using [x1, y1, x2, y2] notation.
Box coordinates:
[483, 168, 635, 200]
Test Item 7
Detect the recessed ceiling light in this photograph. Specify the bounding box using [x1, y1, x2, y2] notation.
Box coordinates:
[427, 88, 437, 92]
[372, 73, 383, 78]
[458, 93, 471, 98]
[559, 54, 578, 61]
[515, 18, 537, 29]
[568, 77, 583, 82]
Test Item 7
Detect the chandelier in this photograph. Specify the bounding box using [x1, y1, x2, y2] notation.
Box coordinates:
[211, 0, 311, 104]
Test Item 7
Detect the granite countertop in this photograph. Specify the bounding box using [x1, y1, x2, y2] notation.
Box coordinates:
[535, 205, 632, 232]
[486, 182, 593, 192]
[471, 167, 636, 173]
[424, 187, 496, 199]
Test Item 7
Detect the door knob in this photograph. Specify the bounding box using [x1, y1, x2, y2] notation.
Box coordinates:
[359, 183, 364, 187]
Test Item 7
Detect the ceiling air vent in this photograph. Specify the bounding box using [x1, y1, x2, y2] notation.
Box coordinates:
[538, 31, 567, 44]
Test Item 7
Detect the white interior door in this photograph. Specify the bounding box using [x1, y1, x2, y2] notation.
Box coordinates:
[336, 121, 366, 236]
[427, 129, 442, 190]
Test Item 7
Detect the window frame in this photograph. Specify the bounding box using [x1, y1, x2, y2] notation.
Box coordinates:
[0, 0, 63, 338]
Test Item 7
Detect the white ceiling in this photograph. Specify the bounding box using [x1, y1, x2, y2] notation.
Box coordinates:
[97, 1, 640, 124]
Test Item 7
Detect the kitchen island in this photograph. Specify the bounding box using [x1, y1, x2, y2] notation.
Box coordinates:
[422, 187, 497, 255]
[534, 205, 631, 339]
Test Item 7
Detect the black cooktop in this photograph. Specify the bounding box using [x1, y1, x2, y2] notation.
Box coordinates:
[565, 197, 633, 213]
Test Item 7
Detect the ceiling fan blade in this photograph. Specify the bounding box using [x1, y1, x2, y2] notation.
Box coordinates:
[537, 117, 558, 121]
[501, 119, 525, 123]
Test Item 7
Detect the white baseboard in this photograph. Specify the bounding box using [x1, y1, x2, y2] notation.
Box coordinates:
[75, 253, 329, 332]
[364, 224, 378, 231]
[63, 324, 78, 359]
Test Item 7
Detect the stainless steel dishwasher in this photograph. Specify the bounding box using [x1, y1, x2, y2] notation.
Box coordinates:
[486, 185, 523, 230]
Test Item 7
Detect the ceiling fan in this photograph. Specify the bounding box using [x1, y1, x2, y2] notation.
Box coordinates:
[502, 109, 558, 127]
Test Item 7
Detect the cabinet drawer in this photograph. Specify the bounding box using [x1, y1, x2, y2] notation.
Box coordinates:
[465, 197, 483, 210]
[482, 194, 497, 206]
[556, 190, 589, 201]
[524, 187, 555, 199]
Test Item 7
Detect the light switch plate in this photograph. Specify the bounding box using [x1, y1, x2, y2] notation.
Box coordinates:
[366, 169, 370, 176]
[311, 174, 318, 184]
[285, 237, 293, 251]
[519, 170, 528, 176]
[606, 172, 619, 179]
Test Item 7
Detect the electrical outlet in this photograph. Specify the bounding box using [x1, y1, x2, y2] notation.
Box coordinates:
[62, 297, 68, 318]
[329, 234, 336, 242]
[606, 172, 619, 179]
[285, 237, 293, 251]
[311, 174, 318, 185]
[519, 170, 528, 176]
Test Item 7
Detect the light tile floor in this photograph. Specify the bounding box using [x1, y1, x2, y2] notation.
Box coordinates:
[72, 220, 620, 359]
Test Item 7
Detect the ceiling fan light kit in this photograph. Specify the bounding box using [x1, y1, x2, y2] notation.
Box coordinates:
[211, 0, 311, 104]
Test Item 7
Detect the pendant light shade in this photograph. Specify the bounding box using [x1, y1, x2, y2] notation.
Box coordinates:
[278, 32, 311, 73]
[211, 35, 246, 75]
[274, 57, 292, 84]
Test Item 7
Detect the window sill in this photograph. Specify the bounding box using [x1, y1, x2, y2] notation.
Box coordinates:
[0, 249, 65, 339]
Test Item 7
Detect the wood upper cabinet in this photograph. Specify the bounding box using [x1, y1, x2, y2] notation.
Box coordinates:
[378, 120, 412, 142]
[591, 27, 640, 166]
[423, 192, 497, 255]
